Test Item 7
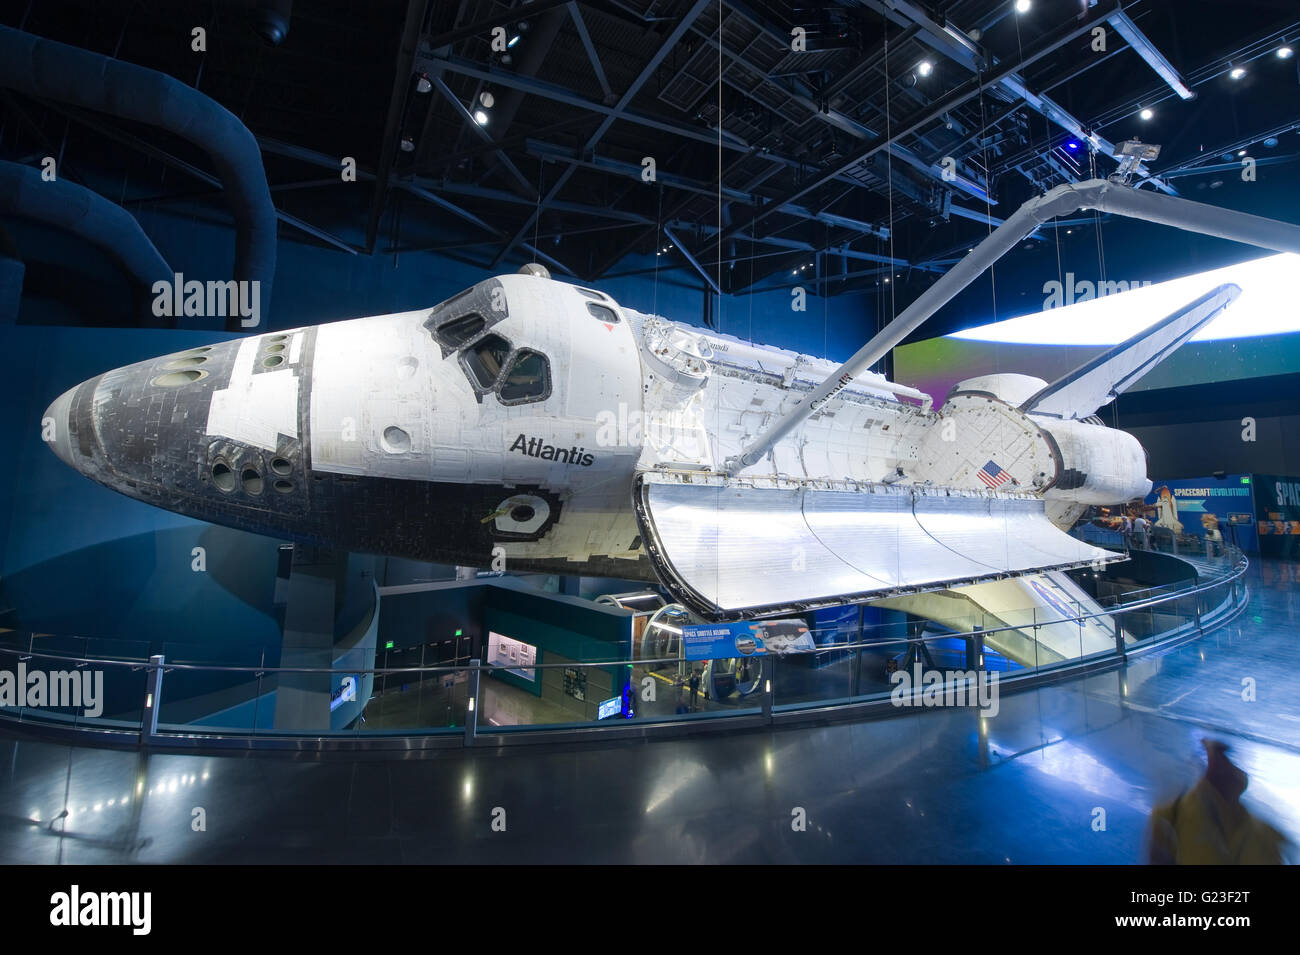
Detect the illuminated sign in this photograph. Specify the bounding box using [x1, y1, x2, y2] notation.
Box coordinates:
[597, 696, 622, 720]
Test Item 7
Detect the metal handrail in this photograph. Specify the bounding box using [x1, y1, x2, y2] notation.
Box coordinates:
[0, 548, 1247, 677]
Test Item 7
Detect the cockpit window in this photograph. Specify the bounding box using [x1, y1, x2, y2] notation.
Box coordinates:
[435, 312, 486, 348]
[463, 333, 511, 390]
[586, 302, 619, 324]
[499, 349, 551, 404]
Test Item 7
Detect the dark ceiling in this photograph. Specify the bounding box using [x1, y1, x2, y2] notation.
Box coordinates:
[4, 0, 1300, 330]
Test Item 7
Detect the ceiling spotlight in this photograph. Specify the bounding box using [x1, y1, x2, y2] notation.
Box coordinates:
[473, 109, 489, 125]
[1065, 139, 1080, 151]
[479, 91, 495, 109]
[917, 60, 933, 77]
[254, 0, 293, 46]
[416, 73, 432, 94]
[1264, 136, 1280, 147]
[1238, 149, 1247, 156]
[507, 34, 522, 48]
[1015, 0, 1031, 13]
[1230, 66, 1246, 80]
[1278, 46, 1294, 59]
[1139, 107, 1153, 120]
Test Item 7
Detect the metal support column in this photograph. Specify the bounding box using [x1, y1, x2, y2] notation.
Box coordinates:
[141, 654, 164, 744]
[464, 659, 481, 746]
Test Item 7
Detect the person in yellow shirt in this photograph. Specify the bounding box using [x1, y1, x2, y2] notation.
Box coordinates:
[1147, 739, 1289, 864]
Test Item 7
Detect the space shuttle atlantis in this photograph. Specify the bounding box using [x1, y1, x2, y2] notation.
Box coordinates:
[41, 178, 1300, 619]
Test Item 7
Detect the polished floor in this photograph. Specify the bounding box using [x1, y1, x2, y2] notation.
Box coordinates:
[0, 561, 1295, 864]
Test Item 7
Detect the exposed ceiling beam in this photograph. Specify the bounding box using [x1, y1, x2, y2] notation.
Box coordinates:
[366, 0, 427, 254]
[711, 0, 1124, 248]
[567, 2, 614, 102]
[663, 224, 720, 294]
[37, 100, 359, 255]
[1107, 8, 1195, 100]
[424, 54, 748, 150]
[425, 0, 569, 50]
[395, 180, 577, 276]
[430, 74, 537, 198]
[523, 140, 890, 237]
[863, 0, 1174, 194]
[489, 0, 713, 267]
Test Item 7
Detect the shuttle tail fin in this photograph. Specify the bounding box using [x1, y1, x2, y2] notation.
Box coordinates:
[1019, 282, 1241, 420]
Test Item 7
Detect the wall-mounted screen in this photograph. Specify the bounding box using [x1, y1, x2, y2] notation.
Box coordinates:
[895, 252, 1300, 403]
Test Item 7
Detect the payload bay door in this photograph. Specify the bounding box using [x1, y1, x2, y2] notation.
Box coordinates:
[634, 473, 1112, 619]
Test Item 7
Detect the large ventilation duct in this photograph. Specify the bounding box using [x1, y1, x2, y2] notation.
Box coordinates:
[0, 160, 173, 324]
[0, 24, 277, 330]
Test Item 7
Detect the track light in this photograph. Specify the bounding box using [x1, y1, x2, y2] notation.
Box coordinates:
[1015, 0, 1031, 13]
[1230, 66, 1246, 80]
[1139, 107, 1153, 120]
[399, 136, 414, 152]
[1278, 46, 1294, 59]
[473, 109, 488, 125]
[508, 34, 522, 48]
[917, 60, 933, 77]
[254, 0, 293, 46]
[416, 73, 432, 93]
[479, 91, 495, 109]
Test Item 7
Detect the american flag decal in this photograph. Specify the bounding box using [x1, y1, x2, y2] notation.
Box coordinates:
[976, 459, 1012, 489]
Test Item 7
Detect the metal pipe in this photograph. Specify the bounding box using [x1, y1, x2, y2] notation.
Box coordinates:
[0, 160, 173, 320]
[724, 178, 1300, 473]
[0, 25, 277, 328]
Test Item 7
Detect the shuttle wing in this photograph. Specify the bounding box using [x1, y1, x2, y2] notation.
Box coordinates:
[1019, 282, 1241, 420]
[634, 474, 1110, 619]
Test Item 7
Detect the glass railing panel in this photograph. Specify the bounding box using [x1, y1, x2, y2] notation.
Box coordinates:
[0, 550, 1251, 741]
[355, 661, 468, 735]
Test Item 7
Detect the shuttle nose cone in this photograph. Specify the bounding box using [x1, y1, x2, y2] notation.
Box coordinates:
[43, 386, 80, 469]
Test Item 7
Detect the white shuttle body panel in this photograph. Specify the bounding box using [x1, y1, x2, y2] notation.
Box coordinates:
[43, 262, 1239, 619]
